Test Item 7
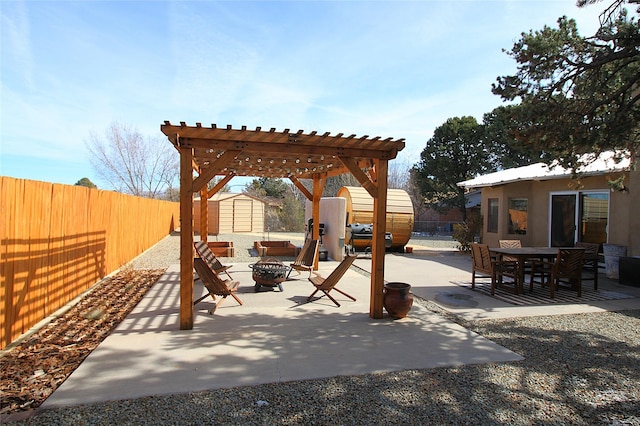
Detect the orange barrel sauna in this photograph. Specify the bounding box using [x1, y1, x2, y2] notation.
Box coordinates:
[337, 186, 414, 252]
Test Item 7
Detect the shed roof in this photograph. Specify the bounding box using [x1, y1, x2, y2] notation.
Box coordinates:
[458, 152, 631, 189]
[209, 192, 266, 204]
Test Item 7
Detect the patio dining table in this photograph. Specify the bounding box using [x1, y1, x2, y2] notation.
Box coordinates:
[489, 247, 561, 294]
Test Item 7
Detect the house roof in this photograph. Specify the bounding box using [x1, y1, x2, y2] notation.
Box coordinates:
[465, 190, 482, 208]
[458, 152, 631, 189]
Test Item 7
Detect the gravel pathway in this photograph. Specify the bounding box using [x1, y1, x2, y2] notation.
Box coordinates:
[126, 231, 307, 270]
[125, 231, 458, 270]
[11, 233, 640, 425]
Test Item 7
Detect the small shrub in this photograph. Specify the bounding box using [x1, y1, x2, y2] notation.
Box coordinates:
[453, 211, 482, 252]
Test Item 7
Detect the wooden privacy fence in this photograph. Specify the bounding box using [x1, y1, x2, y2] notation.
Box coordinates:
[0, 177, 180, 349]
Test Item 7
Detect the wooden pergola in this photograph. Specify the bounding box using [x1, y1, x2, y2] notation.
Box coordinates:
[161, 121, 405, 329]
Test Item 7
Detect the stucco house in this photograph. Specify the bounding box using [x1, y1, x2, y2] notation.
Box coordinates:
[457, 152, 639, 257]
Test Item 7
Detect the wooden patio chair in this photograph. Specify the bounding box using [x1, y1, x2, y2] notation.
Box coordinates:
[193, 258, 243, 313]
[307, 255, 357, 307]
[471, 243, 517, 295]
[531, 248, 585, 298]
[498, 239, 522, 258]
[499, 239, 540, 283]
[287, 239, 319, 279]
[576, 242, 599, 290]
[194, 240, 234, 280]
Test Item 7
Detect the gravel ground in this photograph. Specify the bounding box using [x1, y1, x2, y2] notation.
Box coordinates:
[10, 232, 640, 425]
[125, 231, 306, 269]
[125, 231, 459, 270]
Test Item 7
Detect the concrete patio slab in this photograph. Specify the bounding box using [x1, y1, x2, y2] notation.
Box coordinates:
[43, 260, 523, 409]
[42, 250, 640, 409]
[368, 251, 640, 321]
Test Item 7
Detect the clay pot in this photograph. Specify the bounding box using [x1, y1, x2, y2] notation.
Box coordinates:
[383, 282, 414, 319]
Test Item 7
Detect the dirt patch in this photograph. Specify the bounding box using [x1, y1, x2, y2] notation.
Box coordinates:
[0, 269, 165, 416]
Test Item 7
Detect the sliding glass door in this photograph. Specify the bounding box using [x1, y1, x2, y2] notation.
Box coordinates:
[549, 191, 609, 247]
[579, 192, 609, 244]
[550, 194, 577, 247]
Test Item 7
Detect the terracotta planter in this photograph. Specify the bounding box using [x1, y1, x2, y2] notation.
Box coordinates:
[383, 282, 414, 319]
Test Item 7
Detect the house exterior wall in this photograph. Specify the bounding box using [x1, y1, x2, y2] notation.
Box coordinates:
[480, 170, 636, 255]
[629, 168, 640, 257]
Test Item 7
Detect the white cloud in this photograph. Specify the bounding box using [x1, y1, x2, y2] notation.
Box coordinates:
[1, 0, 35, 90]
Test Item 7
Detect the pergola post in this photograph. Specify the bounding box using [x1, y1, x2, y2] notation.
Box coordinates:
[199, 186, 208, 242]
[179, 145, 194, 330]
[370, 159, 388, 319]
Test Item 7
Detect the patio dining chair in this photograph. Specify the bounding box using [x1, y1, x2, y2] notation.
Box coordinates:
[576, 242, 600, 290]
[471, 243, 518, 295]
[287, 239, 319, 280]
[194, 240, 234, 280]
[531, 248, 585, 298]
[307, 255, 357, 307]
[498, 239, 522, 258]
[193, 258, 243, 314]
[499, 239, 540, 284]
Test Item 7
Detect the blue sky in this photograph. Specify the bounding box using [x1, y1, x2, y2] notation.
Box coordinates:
[1, 1, 604, 190]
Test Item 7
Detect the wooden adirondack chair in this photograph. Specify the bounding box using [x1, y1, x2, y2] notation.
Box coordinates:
[307, 255, 357, 307]
[194, 240, 234, 280]
[193, 258, 243, 313]
[287, 239, 319, 279]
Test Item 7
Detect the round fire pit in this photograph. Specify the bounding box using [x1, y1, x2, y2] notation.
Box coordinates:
[249, 258, 291, 292]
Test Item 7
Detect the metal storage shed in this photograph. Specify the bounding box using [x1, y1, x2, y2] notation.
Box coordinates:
[193, 193, 265, 234]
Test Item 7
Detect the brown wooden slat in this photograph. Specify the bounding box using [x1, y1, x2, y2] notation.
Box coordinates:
[0, 177, 180, 349]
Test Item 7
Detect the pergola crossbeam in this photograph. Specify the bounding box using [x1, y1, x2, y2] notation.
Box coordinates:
[340, 156, 378, 198]
[192, 150, 242, 193]
[179, 138, 399, 160]
[289, 176, 313, 201]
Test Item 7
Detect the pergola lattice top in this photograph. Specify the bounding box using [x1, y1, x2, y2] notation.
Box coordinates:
[161, 121, 406, 182]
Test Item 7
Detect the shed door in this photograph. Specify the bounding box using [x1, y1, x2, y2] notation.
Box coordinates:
[233, 199, 253, 232]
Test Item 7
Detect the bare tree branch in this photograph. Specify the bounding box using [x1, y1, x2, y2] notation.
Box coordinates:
[85, 122, 178, 199]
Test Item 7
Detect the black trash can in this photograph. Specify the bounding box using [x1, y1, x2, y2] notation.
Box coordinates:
[620, 256, 640, 287]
